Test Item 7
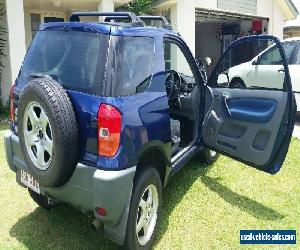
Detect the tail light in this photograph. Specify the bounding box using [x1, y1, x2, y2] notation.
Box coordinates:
[97, 104, 122, 157]
[9, 84, 15, 122]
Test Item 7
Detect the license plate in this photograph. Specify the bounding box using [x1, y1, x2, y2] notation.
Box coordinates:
[20, 170, 40, 194]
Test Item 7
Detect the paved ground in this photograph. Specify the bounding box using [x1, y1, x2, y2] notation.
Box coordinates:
[294, 114, 300, 139]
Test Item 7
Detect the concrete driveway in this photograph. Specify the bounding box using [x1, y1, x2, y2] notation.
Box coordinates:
[294, 115, 300, 139]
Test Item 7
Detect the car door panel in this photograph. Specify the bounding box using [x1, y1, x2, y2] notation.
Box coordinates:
[225, 97, 277, 123]
[203, 35, 295, 174]
[203, 87, 288, 167]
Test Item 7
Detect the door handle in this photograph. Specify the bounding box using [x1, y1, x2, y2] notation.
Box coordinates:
[278, 68, 285, 73]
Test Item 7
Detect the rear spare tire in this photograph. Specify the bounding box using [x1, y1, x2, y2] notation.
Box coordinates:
[18, 78, 78, 187]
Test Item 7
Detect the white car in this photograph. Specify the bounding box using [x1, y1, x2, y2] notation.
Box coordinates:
[221, 38, 300, 112]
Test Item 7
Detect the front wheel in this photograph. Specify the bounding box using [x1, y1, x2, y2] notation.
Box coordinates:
[124, 167, 162, 250]
[199, 148, 219, 165]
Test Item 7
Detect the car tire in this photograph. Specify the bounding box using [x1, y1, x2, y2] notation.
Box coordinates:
[123, 167, 162, 250]
[18, 78, 79, 187]
[199, 148, 219, 165]
[28, 189, 57, 210]
[229, 79, 245, 89]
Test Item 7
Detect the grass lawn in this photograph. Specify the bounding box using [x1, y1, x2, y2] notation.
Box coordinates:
[0, 124, 300, 249]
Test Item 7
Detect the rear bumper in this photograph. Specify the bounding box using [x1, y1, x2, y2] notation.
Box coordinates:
[4, 131, 136, 245]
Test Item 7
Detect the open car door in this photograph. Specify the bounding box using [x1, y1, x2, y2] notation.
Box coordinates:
[202, 35, 296, 174]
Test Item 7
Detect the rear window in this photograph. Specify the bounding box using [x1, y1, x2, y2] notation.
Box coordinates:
[105, 36, 155, 96]
[19, 30, 109, 95]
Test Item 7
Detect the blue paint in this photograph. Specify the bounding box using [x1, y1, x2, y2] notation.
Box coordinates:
[226, 98, 277, 123]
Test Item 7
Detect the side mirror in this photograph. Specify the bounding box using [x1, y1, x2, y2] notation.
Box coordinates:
[217, 73, 229, 87]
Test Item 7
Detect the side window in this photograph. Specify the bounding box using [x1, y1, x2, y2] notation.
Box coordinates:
[163, 40, 194, 77]
[209, 38, 286, 90]
[106, 36, 155, 96]
[258, 46, 282, 65]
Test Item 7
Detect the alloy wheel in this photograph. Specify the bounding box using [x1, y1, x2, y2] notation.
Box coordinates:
[136, 184, 159, 246]
[23, 101, 53, 170]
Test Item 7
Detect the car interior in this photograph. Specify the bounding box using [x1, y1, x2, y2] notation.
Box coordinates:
[164, 41, 201, 157]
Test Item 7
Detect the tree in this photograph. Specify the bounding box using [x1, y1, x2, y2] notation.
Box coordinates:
[125, 0, 152, 15]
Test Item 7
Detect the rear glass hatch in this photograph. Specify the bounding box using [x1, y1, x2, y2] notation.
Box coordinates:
[17, 28, 109, 95]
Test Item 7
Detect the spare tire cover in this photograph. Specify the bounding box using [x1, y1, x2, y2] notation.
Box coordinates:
[18, 78, 79, 187]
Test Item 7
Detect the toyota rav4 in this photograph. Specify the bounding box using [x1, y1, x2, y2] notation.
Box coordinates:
[4, 12, 296, 249]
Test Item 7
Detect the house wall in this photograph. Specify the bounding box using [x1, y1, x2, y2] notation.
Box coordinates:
[0, 2, 11, 101]
[195, 0, 217, 9]
[24, 7, 32, 49]
[2, 0, 26, 102]
[273, 1, 285, 39]
[218, 0, 257, 15]
[257, 0, 284, 39]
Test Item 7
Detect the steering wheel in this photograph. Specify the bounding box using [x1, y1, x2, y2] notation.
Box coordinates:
[165, 70, 181, 100]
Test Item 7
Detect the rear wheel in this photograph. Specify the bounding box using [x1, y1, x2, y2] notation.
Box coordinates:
[28, 189, 56, 210]
[124, 167, 162, 250]
[18, 78, 79, 187]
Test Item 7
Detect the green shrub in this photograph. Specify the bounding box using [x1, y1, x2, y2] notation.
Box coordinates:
[124, 0, 152, 15]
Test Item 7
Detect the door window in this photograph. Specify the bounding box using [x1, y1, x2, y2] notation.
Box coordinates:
[106, 36, 155, 96]
[163, 40, 194, 77]
[209, 38, 286, 90]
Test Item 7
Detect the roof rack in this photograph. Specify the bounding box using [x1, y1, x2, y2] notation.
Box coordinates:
[104, 15, 172, 30]
[104, 16, 132, 23]
[138, 16, 172, 30]
[70, 12, 173, 30]
[69, 12, 144, 27]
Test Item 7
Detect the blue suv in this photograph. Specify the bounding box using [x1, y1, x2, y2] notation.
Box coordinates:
[4, 12, 296, 249]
